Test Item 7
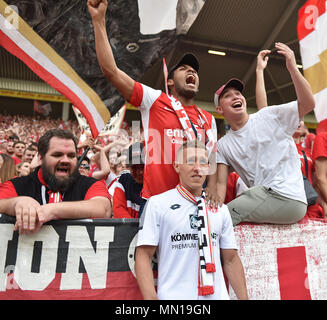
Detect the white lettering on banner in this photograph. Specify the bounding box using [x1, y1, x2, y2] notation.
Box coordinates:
[127, 232, 158, 286]
[127, 233, 138, 277]
[3, 219, 327, 298]
[60, 226, 114, 290]
[5, 265, 18, 290]
[0, 224, 15, 291]
[15, 226, 58, 291]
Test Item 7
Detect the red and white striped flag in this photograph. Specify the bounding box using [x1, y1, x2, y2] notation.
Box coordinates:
[0, 0, 110, 138]
[298, 0, 327, 132]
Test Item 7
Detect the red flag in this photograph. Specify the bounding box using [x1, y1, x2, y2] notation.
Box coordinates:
[0, 0, 110, 138]
[163, 57, 169, 95]
[33, 100, 52, 116]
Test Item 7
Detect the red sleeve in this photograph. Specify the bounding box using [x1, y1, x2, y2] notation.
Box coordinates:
[224, 172, 238, 204]
[128, 81, 143, 107]
[112, 186, 132, 218]
[84, 180, 111, 201]
[0, 181, 18, 199]
[312, 133, 327, 161]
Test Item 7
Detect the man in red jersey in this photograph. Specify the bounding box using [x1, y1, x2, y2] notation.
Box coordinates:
[88, 0, 218, 205]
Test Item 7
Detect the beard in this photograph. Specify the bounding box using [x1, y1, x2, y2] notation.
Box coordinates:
[42, 162, 79, 193]
[174, 81, 199, 100]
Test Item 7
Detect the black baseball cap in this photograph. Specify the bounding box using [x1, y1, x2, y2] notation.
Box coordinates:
[167, 53, 200, 80]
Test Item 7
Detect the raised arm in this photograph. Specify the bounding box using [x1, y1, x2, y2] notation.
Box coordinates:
[30, 152, 41, 171]
[91, 144, 111, 180]
[275, 42, 315, 118]
[87, 0, 134, 100]
[256, 50, 270, 110]
[77, 134, 94, 150]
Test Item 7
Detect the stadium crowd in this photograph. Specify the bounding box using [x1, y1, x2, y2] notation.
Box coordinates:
[0, 97, 324, 222]
[0, 0, 325, 300]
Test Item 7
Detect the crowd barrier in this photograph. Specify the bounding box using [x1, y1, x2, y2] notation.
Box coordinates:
[0, 214, 326, 300]
[0, 215, 142, 300]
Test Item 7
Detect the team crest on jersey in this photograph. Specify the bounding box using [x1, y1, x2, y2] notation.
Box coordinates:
[170, 204, 181, 210]
[189, 214, 199, 229]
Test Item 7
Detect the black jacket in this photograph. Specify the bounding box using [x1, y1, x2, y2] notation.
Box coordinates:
[11, 167, 98, 204]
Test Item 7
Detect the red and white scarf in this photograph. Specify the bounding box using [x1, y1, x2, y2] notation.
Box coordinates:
[176, 183, 216, 296]
[168, 95, 217, 154]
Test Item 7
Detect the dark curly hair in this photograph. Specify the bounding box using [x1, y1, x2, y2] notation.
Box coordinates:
[38, 129, 78, 158]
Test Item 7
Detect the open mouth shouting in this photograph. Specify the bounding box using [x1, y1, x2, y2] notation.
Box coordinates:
[186, 74, 196, 88]
[232, 101, 243, 109]
[55, 165, 70, 177]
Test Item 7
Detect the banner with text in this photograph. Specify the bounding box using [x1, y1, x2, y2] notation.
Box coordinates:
[1, 215, 327, 300]
[0, 215, 143, 300]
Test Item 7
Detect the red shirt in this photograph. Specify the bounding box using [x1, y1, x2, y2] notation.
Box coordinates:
[312, 132, 327, 163]
[0, 168, 110, 202]
[296, 143, 324, 219]
[112, 173, 143, 219]
[304, 133, 315, 155]
[129, 81, 217, 199]
[11, 156, 21, 165]
[225, 172, 239, 204]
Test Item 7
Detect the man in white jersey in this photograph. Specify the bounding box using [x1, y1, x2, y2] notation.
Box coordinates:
[87, 0, 218, 205]
[135, 140, 248, 300]
[214, 42, 315, 226]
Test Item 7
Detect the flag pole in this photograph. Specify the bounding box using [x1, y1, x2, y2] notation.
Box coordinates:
[163, 58, 168, 95]
[77, 146, 90, 169]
